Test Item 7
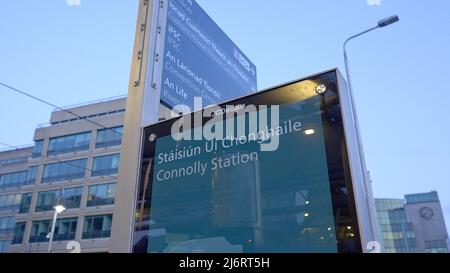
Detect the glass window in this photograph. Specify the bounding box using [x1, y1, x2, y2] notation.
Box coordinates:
[36, 190, 58, 212]
[0, 193, 31, 213]
[32, 140, 44, 158]
[0, 240, 12, 253]
[63, 187, 83, 210]
[42, 158, 87, 183]
[30, 218, 77, 243]
[47, 132, 91, 156]
[405, 192, 439, 204]
[12, 222, 26, 245]
[0, 167, 37, 189]
[29, 220, 50, 243]
[95, 126, 123, 149]
[407, 238, 417, 248]
[425, 240, 449, 253]
[36, 187, 82, 212]
[0, 171, 26, 189]
[82, 214, 113, 239]
[19, 193, 32, 214]
[27, 166, 38, 185]
[0, 156, 28, 167]
[87, 183, 116, 207]
[54, 218, 78, 241]
[0, 216, 15, 235]
[92, 154, 120, 177]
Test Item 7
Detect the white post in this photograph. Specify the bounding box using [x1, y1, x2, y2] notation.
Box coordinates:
[48, 209, 58, 253]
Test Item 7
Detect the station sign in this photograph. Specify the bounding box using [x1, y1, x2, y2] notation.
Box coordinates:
[133, 69, 376, 253]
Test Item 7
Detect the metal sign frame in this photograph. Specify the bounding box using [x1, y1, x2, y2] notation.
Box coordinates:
[130, 68, 379, 253]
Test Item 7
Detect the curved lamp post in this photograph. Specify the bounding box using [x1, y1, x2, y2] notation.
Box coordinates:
[342, 15, 399, 247]
[47, 204, 66, 253]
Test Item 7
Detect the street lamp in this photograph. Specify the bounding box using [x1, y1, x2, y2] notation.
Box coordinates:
[342, 15, 399, 247]
[47, 204, 66, 253]
[343, 15, 399, 89]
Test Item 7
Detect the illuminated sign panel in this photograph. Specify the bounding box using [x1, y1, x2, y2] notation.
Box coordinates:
[133, 70, 366, 253]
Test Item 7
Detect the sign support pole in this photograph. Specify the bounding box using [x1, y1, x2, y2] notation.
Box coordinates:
[109, 0, 157, 253]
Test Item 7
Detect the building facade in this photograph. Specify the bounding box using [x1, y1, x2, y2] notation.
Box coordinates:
[0, 146, 34, 252]
[376, 192, 450, 253]
[375, 199, 417, 253]
[404, 192, 450, 253]
[0, 96, 126, 253]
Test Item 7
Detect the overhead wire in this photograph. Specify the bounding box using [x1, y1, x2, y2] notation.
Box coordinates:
[0, 81, 123, 136]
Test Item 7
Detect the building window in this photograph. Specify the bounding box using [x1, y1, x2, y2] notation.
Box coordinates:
[425, 240, 449, 253]
[32, 140, 44, 158]
[0, 156, 29, 167]
[0, 166, 37, 189]
[54, 218, 78, 241]
[27, 166, 38, 185]
[82, 214, 113, 239]
[29, 218, 77, 243]
[42, 158, 87, 183]
[0, 216, 15, 235]
[62, 187, 83, 210]
[19, 193, 32, 214]
[0, 171, 27, 189]
[12, 222, 26, 245]
[87, 183, 116, 207]
[47, 132, 91, 156]
[405, 192, 439, 204]
[35, 187, 82, 212]
[92, 154, 120, 177]
[0, 193, 32, 214]
[0, 240, 11, 253]
[0, 194, 20, 212]
[36, 190, 57, 212]
[96, 126, 123, 148]
[29, 220, 50, 243]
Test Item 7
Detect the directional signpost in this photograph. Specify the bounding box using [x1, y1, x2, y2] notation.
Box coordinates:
[142, 0, 257, 126]
[160, 0, 257, 109]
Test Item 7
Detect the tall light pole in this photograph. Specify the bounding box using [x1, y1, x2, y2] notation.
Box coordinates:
[47, 204, 66, 253]
[344, 15, 399, 92]
[343, 15, 399, 248]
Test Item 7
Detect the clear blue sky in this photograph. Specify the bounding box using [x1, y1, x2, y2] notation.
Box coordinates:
[1, 0, 449, 234]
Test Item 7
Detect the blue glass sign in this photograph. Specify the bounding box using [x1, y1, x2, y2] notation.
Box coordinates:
[134, 70, 365, 253]
[160, 0, 257, 110]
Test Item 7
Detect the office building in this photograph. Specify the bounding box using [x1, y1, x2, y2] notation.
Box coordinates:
[0, 96, 126, 253]
[376, 192, 449, 253]
[404, 192, 450, 253]
[0, 146, 33, 252]
[375, 198, 417, 253]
